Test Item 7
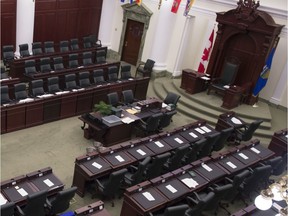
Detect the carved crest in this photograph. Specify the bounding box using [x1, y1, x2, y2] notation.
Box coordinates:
[234, 0, 260, 22]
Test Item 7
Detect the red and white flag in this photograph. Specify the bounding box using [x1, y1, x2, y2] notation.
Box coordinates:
[198, 29, 214, 73]
[171, 0, 181, 13]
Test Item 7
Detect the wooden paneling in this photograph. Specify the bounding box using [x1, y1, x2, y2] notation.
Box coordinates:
[34, 0, 103, 43]
[1, 0, 17, 47]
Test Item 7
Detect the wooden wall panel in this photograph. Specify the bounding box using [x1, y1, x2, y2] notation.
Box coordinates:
[1, 0, 17, 48]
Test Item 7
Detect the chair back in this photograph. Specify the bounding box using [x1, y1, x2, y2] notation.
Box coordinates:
[65, 74, 77, 90]
[213, 127, 233, 151]
[60, 40, 69, 52]
[205, 184, 233, 211]
[198, 133, 220, 158]
[159, 110, 177, 129]
[122, 90, 134, 105]
[93, 69, 105, 84]
[163, 204, 189, 216]
[145, 113, 163, 132]
[219, 56, 240, 85]
[53, 57, 64, 71]
[40, 57, 52, 72]
[79, 71, 91, 88]
[83, 36, 92, 48]
[107, 66, 118, 81]
[121, 65, 132, 79]
[146, 152, 171, 179]
[129, 157, 151, 185]
[165, 144, 190, 171]
[242, 119, 263, 141]
[186, 192, 215, 216]
[44, 41, 55, 53]
[107, 92, 119, 107]
[68, 53, 79, 68]
[96, 50, 106, 63]
[0, 201, 15, 216]
[102, 168, 127, 196]
[2, 45, 14, 60]
[82, 51, 93, 65]
[48, 77, 61, 93]
[1, 66, 8, 79]
[264, 156, 283, 176]
[32, 42, 43, 55]
[14, 83, 28, 100]
[70, 38, 79, 50]
[21, 190, 47, 216]
[144, 59, 155, 71]
[1, 86, 11, 105]
[19, 44, 30, 57]
[272, 153, 287, 176]
[164, 92, 181, 106]
[31, 80, 44, 96]
[25, 60, 37, 75]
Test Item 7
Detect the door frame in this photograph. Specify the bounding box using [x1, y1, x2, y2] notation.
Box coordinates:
[119, 3, 152, 66]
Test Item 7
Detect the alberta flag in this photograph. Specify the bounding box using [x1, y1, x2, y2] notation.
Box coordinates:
[252, 48, 276, 96]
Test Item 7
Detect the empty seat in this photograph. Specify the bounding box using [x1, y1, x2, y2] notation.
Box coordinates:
[95, 50, 106, 64]
[1, 201, 15, 216]
[19, 43, 30, 57]
[185, 191, 215, 216]
[2, 45, 14, 66]
[163, 92, 181, 107]
[82, 51, 93, 66]
[151, 204, 189, 216]
[122, 89, 136, 105]
[47, 77, 61, 93]
[40, 57, 52, 72]
[120, 65, 132, 80]
[70, 38, 79, 50]
[64, 74, 79, 90]
[198, 132, 220, 158]
[60, 40, 69, 52]
[135, 113, 163, 137]
[53, 57, 64, 71]
[107, 66, 119, 82]
[233, 119, 263, 144]
[14, 83, 28, 100]
[32, 42, 43, 55]
[164, 144, 190, 171]
[213, 127, 234, 151]
[159, 110, 177, 129]
[68, 54, 79, 68]
[90, 34, 102, 47]
[24, 60, 38, 76]
[107, 92, 120, 107]
[78, 71, 91, 88]
[83, 36, 92, 48]
[93, 69, 106, 84]
[1, 66, 8, 79]
[135, 59, 155, 77]
[1, 86, 12, 105]
[44, 41, 55, 53]
[30, 80, 45, 97]
[145, 152, 171, 179]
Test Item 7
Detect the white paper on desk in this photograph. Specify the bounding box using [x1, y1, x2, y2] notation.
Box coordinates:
[0, 193, 7, 205]
[231, 117, 242, 125]
[201, 126, 211, 133]
[17, 188, 28, 197]
[166, 184, 177, 193]
[92, 162, 102, 169]
[142, 192, 155, 201]
[115, 155, 125, 162]
[19, 98, 34, 103]
[226, 161, 237, 169]
[154, 141, 164, 148]
[72, 89, 78, 92]
[174, 137, 183, 144]
[189, 132, 198, 138]
[200, 76, 210, 80]
[202, 163, 213, 172]
[223, 85, 230, 89]
[121, 117, 135, 124]
[43, 179, 54, 187]
[250, 147, 260, 154]
[195, 128, 205, 134]
[238, 153, 248, 160]
[162, 103, 168, 108]
[78, 88, 85, 91]
[136, 149, 146, 156]
[181, 178, 199, 188]
[286, 135, 288, 139]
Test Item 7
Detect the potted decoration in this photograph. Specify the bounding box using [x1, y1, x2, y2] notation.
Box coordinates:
[93, 101, 112, 116]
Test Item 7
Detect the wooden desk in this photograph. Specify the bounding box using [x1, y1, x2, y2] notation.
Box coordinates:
[215, 111, 246, 132]
[180, 69, 207, 94]
[74, 200, 112, 216]
[222, 86, 245, 109]
[268, 128, 287, 156]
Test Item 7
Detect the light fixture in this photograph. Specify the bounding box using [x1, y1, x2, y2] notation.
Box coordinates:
[254, 189, 273, 210]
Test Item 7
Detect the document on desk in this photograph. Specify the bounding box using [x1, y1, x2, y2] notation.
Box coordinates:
[125, 108, 138, 115]
[43, 179, 54, 187]
[92, 162, 102, 169]
[238, 153, 248, 160]
[166, 185, 177, 193]
[174, 137, 183, 144]
[195, 128, 205, 134]
[200, 76, 210, 80]
[136, 149, 146, 156]
[200, 126, 211, 133]
[231, 117, 242, 125]
[154, 141, 164, 148]
[181, 178, 199, 188]
[189, 132, 198, 138]
[250, 147, 260, 154]
[17, 188, 28, 197]
[0, 193, 7, 205]
[142, 192, 155, 201]
[121, 116, 135, 124]
[115, 155, 125, 162]
[226, 161, 237, 169]
[19, 98, 34, 103]
[202, 163, 213, 172]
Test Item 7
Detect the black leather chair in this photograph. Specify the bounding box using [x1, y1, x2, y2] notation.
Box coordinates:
[64, 74, 80, 90]
[53, 57, 64, 71]
[120, 65, 132, 80]
[135, 113, 163, 136]
[124, 156, 151, 186]
[14, 83, 28, 100]
[163, 92, 181, 107]
[212, 127, 234, 151]
[145, 152, 171, 179]
[159, 110, 177, 129]
[70, 38, 79, 50]
[44, 41, 55, 53]
[207, 56, 240, 95]
[182, 139, 206, 165]
[1, 86, 12, 105]
[68, 53, 79, 68]
[233, 119, 263, 143]
[32, 42, 43, 55]
[90, 34, 102, 47]
[19, 43, 30, 57]
[198, 132, 220, 158]
[135, 59, 155, 77]
[83, 36, 92, 48]
[95, 50, 106, 64]
[1, 201, 15, 216]
[47, 77, 61, 93]
[30, 80, 45, 97]
[263, 156, 283, 176]
[164, 144, 190, 171]
[93, 69, 106, 84]
[78, 71, 91, 88]
[16, 190, 47, 216]
[2, 45, 14, 66]
[24, 60, 38, 76]
[107, 66, 119, 82]
[122, 89, 136, 105]
[1, 66, 8, 79]
[40, 57, 52, 73]
[59, 40, 69, 52]
[270, 153, 287, 176]
[46, 186, 77, 215]
[185, 192, 215, 216]
[107, 92, 120, 107]
[150, 204, 189, 216]
[95, 168, 128, 207]
[82, 51, 93, 66]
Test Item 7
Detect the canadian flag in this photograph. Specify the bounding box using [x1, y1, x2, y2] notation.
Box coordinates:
[198, 29, 214, 73]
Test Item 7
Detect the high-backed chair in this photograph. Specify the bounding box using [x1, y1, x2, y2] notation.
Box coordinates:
[83, 36, 92, 48]
[198, 132, 220, 158]
[30, 80, 45, 97]
[95, 50, 106, 64]
[2, 45, 14, 66]
[124, 156, 151, 186]
[233, 119, 263, 143]
[93, 69, 106, 84]
[1, 86, 12, 105]
[46, 187, 77, 215]
[47, 77, 61, 93]
[270, 153, 287, 176]
[14, 83, 28, 100]
[95, 168, 128, 207]
[185, 192, 215, 216]
[19, 43, 30, 57]
[163, 92, 181, 107]
[120, 65, 132, 80]
[68, 53, 79, 68]
[32, 42, 43, 55]
[40, 57, 52, 73]
[263, 156, 284, 176]
[122, 89, 136, 105]
[53, 57, 64, 71]
[107, 92, 120, 107]
[212, 127, 234, 151]
[150, 204, 189, 216]
[1, 201, 15, 216]
[135, 113, 163, 136]
[70, 38, 79, 50]
[16, 190, 47, 216]
[24, 60, 38, 76]
[207, 56, 240, 95]
[135, 59, 155, 77]
[145, 152, 171, 179]
[90, 34, 102, 47]
[182, 139, 206, 165]
[64, 74, 79, 90]
[44, 41, 55, 53]
[60, 40, 69, 52]
[1, 66, 8, 79]
[164, 144, 190, 171]
[159, 110, 177, 129]
[82, 51, 93, 66]
[78, 71, 91, 88]
[107, 66, 119, 82]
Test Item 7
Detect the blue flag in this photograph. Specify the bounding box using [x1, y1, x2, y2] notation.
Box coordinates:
[252, 48, 275, 96]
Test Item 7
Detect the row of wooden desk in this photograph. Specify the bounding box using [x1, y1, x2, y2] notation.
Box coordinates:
[1, 77, 150, 134]
[120, 140, 274, 216]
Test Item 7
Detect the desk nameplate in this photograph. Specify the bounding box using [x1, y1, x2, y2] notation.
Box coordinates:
[161, 134, 189, 148]
[194, 162, 227, 182]
[103, 152, 134, 168]
[82, 157, 111, 175]
[126, 145, 155, 160]
[216, 155, 246, 174]
[144, 139, 172, 155]
[155, 178, 188, 200]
